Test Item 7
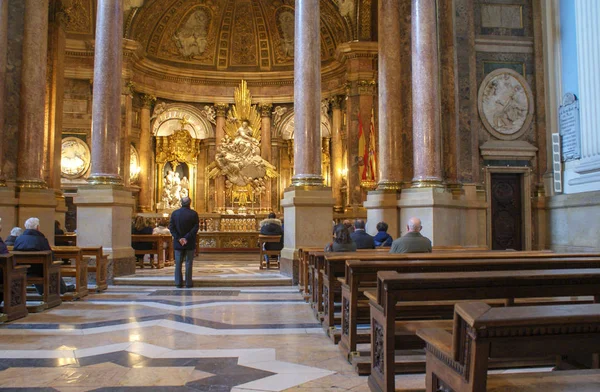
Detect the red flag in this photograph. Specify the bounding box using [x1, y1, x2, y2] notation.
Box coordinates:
[358, 113, 369, 181]
[367, 108, 377, 181]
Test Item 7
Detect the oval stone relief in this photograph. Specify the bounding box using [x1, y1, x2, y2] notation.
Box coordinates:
[61, 137, 91, 179]
[478, 68, 534, 141]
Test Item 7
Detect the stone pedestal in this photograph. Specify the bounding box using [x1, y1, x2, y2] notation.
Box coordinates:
[17, 188, 57, 244]
[75, 187, 135, 281]
[398, 187, 487, 247]
[54, 192, 67, 229]
[0, 187, 17, 229]
[280, 187, 334, 284]
[364, 190, 400, 237]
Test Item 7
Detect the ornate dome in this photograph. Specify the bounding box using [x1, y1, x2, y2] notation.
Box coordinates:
[128, 0, 352, 72]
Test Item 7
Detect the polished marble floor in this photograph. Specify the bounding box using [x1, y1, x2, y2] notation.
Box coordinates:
[0, 284, 429, 391]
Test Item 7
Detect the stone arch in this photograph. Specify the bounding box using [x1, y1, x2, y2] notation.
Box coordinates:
[277, 109, 331, 140]
[151, 103, 214, 139]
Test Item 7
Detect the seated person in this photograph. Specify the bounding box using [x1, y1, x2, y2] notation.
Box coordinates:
[259, 212, 284, 264]
[54, 220, 68, 246]
[132, 216, 154, 265]
[5, 227, 23, 246]
[325, 224, 357, 252]
[13, 217, 73, 294]
[0, 218, 8, 305]
[350, 219, 375, 249]
[374, 221, 393, 247]
[342, 219, 355, 234]
[389, 217, 432, 253]
[153, 218, 171, 235]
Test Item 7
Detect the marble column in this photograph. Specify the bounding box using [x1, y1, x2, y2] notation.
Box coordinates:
[17, 0, 49, 189]
[0, 0, 7, 187]
[88, 0, 123, 185]
[563, 0, 600, 193]
[331, 96, 344, 211]
[75, 0, 134, 281]
[120, 84, 133, 189]
[411, 0, 443, 186]
[138, 94, 156, 212]
[46, 4, 69, 225]
[291, 0, 323, 187]
[260, 103, 272, 212]
[364, 0, 405, 237]
[214, 103, 227, 211]
[15, 0, 57, 242]
[281, 0, 333, 284]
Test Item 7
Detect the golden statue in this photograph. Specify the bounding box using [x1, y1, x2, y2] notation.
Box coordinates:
[208, 80, 277, 198]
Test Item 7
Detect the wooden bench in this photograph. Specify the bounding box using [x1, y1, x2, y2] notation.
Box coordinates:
[11, 250, 62, 311]
[80, 246, 108, 292]
[418, 302, 600, 392]
[258, 235, 282, 270]
[163, 235, 175, 267]
[131, 234, 166, 269]
[55, 233, 77, 246]
[340, 255, 600, 368]
[320, 250, 561, 347]
[53, 246, 88, 300]
[0, 254, 29, 321]
[368, 268, 600, 392]
[298, 247, 323, 299]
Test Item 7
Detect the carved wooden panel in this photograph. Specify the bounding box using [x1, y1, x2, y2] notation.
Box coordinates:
[491, 173, 522, 250]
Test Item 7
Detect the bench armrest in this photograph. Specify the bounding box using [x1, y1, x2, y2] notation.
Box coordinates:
[417, 328, 453, 357]
[363, 289, 377, 302]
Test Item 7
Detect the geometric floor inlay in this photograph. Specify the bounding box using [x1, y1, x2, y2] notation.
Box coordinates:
[0, 343, 335, 391]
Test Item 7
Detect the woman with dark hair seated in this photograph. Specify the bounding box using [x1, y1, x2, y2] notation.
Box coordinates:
[132, 216, 154, 265]
[374, 221, 393, 247]
[325, 224, 357, 252]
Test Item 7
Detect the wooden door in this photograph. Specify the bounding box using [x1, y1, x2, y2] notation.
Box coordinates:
[491, 173, 523, 250]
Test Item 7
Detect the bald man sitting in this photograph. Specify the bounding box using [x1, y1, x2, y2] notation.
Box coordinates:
[389, 217, 432, 253]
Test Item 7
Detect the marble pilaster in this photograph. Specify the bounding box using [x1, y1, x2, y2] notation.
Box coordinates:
[260, 103, 273, 212]
[76, 0, 134, 279]
[0, 0, 7, 186]
[214, 103, 227, 211]
[138, 94, 155, 212]
[411, 0, 443, 186]
[330, 97, 344, 211]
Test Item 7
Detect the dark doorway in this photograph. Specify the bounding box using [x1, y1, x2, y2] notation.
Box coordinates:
[490, 173, 523, 250]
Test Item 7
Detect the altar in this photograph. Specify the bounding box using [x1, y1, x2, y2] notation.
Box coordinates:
[195, 213, 266, 252]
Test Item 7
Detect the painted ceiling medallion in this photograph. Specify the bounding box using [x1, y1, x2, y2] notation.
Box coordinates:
[478, 68, 534, 141]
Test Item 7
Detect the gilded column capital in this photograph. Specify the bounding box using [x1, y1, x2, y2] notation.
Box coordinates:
[356, 79, 377, 95]
[141, 94, 156, 109]
[259, 103, 273, 118]
[214, 103, 229, 118]
[123, 80, 135, 97]
[330, 95, 344, 110]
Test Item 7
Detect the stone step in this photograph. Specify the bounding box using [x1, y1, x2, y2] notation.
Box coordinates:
[113, 275, 292, 287]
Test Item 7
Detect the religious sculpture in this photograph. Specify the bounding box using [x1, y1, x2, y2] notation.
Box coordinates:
[173, 8, 210, 59]
[278, 10, 295, 59]
[478, 69, 533, 140]
[61, 137, 91, 179]
[208, 80, 277, 206]
[161, 169, 191, 209]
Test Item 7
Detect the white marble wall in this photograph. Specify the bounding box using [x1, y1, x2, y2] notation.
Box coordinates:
[547, 190, 600, 252]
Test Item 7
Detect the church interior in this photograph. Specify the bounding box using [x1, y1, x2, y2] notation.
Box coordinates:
[1, 0, 600, 390]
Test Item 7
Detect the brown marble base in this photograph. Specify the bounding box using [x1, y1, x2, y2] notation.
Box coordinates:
[279, 256, 299, 285]
[109, 256, 136, 283]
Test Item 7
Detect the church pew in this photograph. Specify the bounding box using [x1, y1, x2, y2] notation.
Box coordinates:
[163, 234, 175, 267]
[53, 246, 89, 300]
[340, 255, 600, 371]
[11, 251, 62, 311]
[298, 247, 322, 299]
[418, 302, 600, 392]
[368, 268, 600, 392]
[0, 254, 29, 321]
[55, 233, 77, 246]
[131, 234, 166, 269]
[80, 246, 108, 291]
[320, 250, 561, 342]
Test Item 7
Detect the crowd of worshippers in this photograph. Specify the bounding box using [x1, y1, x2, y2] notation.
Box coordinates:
[326, 217, 432, 253]
[0, 217, 76, 298]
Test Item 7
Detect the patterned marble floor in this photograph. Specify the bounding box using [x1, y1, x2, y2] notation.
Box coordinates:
[115, 253, 291, 287]
[0, 285, 427, 391]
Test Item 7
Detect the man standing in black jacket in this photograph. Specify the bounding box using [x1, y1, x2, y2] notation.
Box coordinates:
[169, 197, 199, 288]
